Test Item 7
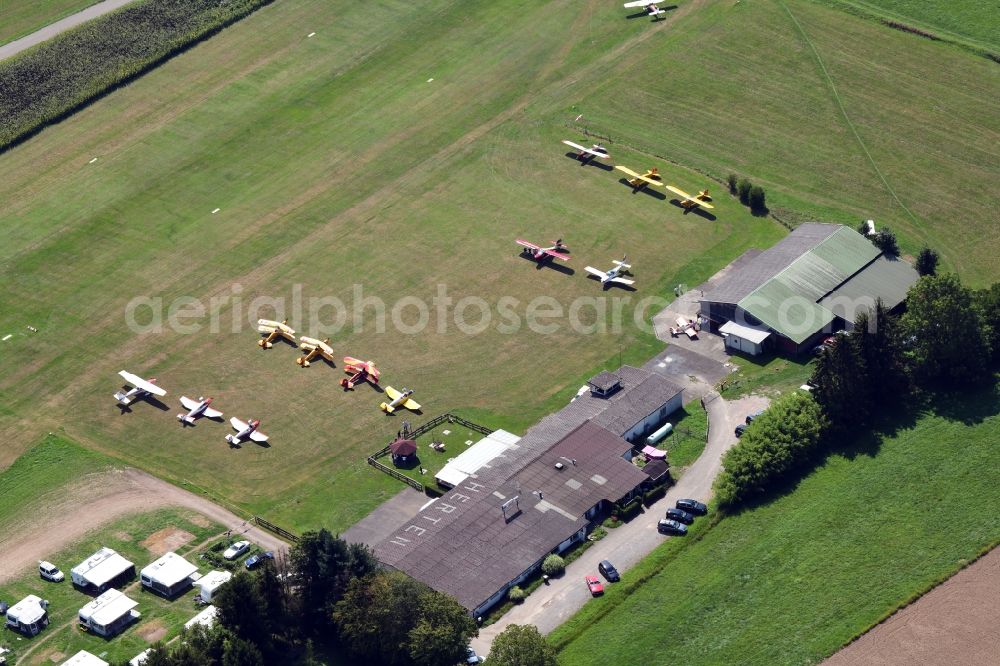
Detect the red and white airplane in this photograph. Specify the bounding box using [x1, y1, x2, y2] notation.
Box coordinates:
[623, 0, 665, 16]
[177, 396, 224, 425]
[226, 417, 268, 445]
[516, 238, 570, 263]
[341, 357, 380, 389]
[562, 140, 610, 164]
[114, 370, 166, 407]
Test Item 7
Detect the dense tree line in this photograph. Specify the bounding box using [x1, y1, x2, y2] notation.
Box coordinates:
[717, 273, 999, 509]
[126, 529, 478, 666]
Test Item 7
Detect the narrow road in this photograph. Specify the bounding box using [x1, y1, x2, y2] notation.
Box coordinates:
[471, 392, 768, 655]
[1, 467, 288, 584]
[0, 0, 135, 62]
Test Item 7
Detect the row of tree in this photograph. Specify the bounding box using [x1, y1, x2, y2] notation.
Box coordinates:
[727, 174, 767, 215]
[717, 273, 999, 509]
[124, 529, 558, 666]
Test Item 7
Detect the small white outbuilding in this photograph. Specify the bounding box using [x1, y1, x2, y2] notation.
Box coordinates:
[4, 594, 49, 636]
[61, 651, 109, 666]
[194, 570, 232, 603]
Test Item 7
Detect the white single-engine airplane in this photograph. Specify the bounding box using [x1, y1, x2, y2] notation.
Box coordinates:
[177, 396, 224, 425]
[562, 140, 610, 164]
[585, 256, 635, 286]
[516, 238, 570, 263]
[380, 387, 422, 414]
[114, 370, 166, 406]
[623, 0, 665, 16]
[226, 417, 269, 445]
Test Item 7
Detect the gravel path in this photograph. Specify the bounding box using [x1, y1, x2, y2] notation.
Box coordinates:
[0, 466, 288, 584]
[0, 0, 135, 62]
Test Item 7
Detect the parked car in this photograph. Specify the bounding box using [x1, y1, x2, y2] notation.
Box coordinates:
[0, 599, 8, 615]
[598, 560, 620, 582]
[657, 519, 688, 536]
[38, 561, 64, 582]
[735, 423, 747, 438]
[223, 540, 251, 560]
[245, 551, 274, 570]
[665, 507, 694, 524]
[676, 498, 708, 515]
[585, 575, 604, 596]
[746, 409, 765, 425]
[465, 647, 484, 665]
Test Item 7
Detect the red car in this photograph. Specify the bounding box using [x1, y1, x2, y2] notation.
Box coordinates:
[585, 575, 604, 596]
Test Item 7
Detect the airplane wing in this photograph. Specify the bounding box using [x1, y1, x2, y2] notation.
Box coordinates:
[118, 371, 166, 397]
[249, 430, 269, 443]
[562, 140, 587, 152]
[403, 398, 422, 411]
[179, 396, 199, 410]
[230, 417, 248, 431]
[204, 407, 224, 418]
[610, 277, 636, 286]
[298, 336, 319, 349]
[615, 165, 640, 178]
[562, 140, 608, 159]
[515, 239, 541, 251]
[666, 185, 714, 209]
[343, 356, 363, 368]
[257, 324, 277, 334]
[616, 166, 663, 186]
[543, 249, 570, 261]
[384, 386, 402, 401]
[257, 318, 280, 328]
[585, 266, 607, 278]
[623, 0, 657, 6]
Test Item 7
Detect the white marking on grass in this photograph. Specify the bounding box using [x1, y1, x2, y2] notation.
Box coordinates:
[88, 157, 98, 164]
[465, 440, 473, 446]
[2, 334, 12, 341]
[308, 32, 316, 37]
[211, 208, 221, 214]
[442, 429, 450, 435]
[427, 78, 434, 83]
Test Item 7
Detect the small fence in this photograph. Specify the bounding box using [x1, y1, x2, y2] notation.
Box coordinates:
[366, 412, 494, 491]
[253, 515, 300, 543]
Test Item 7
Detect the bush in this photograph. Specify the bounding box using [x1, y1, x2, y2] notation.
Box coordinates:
[643, 485, 667, 506]
[749, 185, 766, 214]
[727, 173, 738, 193]
[872, 228, 899, 256]
[588, 527, 608, 542]
[737, 178, 752, 204]
[541, 554, 565, 577]
[0, 0, 272, 151]
[616, 498, 643, 521]
[507, 586, 526, 603]
[915, 247, 939, 276]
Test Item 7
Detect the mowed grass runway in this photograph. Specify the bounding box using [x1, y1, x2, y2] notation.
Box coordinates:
[0, 0, 996, 533]
[0, 0, 780, 532]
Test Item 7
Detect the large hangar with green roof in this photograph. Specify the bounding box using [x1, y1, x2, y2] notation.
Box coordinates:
[699, 223, 918, 355]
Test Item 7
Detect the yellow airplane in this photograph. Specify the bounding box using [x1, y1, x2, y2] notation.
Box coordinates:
[296, 336, 334, 367]
[615, 165, 664, 192]
[666, 185, 715, 210]
[380, 387, 421, 414]
[257, 319, 296, 349]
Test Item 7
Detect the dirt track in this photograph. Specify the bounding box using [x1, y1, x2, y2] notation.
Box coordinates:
[0, 467, 288, 585]
[823, 546, 1000, 666]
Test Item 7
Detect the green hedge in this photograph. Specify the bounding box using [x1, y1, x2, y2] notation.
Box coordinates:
[0, 0, 272, 151]
[642, 485, 667, 506]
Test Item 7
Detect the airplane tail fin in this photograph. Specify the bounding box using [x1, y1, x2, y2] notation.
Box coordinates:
[114, 392, 131, 405]
[380, 402, 394, 414]
[178, 414, 194, 425]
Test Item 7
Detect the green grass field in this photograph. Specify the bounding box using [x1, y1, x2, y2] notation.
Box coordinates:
[0, 0, 99, 46]
[552, 383, 1000, 664]
[0, 508, 223, 666]
[0, 0, 997, 538]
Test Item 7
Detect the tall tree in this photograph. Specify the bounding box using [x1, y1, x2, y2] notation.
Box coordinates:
[334, 571, 426, 666]
[215, 572, 271, 653]
[489, 625, 559, 666]
[407, 590, 478, 666]
[851, 301, 908, 403]
[222, 636, 264, 666]
[973, 283, 1000, 363]
[902, 274, 990, 385]
[915, 247, 939, 276]
[290, 529, 375, 635]
[811, 332, 868, 427]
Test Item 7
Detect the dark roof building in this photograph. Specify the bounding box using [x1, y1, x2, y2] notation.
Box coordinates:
[700, 223, 918, 355]
[374, 366, 683, 616]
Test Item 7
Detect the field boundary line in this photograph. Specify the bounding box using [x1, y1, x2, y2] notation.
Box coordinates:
[779, 0, 920, 228]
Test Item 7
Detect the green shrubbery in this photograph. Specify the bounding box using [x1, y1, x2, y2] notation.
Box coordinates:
[541, 554, 565, 577]
[0, 0, 271, 151]
[507, 585, 526, 603]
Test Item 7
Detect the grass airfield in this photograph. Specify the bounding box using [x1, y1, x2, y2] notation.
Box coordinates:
[0, 0, 997, 534]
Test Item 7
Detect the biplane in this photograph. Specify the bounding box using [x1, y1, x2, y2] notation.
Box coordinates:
[114, 370, 166, 406]
[226, 417, 269, 445]
[296, 336, 334, 367]
[257, 319, 296, 349]
[623, 0, 665, 16]
[380, 387, 421, 414]
[585, 256, 635, 287]
[177, 396, 224, 425]
[615, 166, 664, 192]
[561, 140, 610, 164]
[516, 238, 570, 263]
[341, 357, 380, 389]
[665, 185, 715, 211]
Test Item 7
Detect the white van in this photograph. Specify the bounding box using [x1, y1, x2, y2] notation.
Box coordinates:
[38, 561, 64, 582]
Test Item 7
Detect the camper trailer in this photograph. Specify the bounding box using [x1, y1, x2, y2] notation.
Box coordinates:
[140, 552, 198, 598]
[71, 548, 136, 594]
[5, 595, 49, 636]
[78, 589, 140, 638]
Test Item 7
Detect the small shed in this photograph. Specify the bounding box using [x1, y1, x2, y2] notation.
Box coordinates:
[719, 320, 771, 356]
[78, 588, 140, 638]
[642, 459, 670, 486]
[140, 552, 198, 598]
[389, 438, 418, 466]
[62, 652, 109, 666]
[5, 594, 49, 636]
[71, 547, 136, 594]
[194, 570, 232, 603]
